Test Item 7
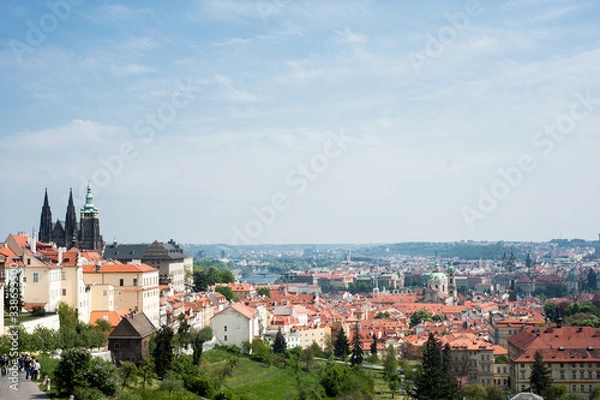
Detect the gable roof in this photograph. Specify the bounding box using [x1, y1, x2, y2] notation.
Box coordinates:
[109, 312, 156, 339]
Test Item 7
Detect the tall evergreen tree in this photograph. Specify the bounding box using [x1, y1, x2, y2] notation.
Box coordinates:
[412, 333, 457, 400]
[529, 350, 551, 396]
[333, 328, 350, 359]
[273, 328, 287, 354]
[350, 323, 364, 366]
[153, 325, 174, 378]
[370, 334, 378, 355]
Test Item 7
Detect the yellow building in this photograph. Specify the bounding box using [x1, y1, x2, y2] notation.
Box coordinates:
[83, 260, 160, 328]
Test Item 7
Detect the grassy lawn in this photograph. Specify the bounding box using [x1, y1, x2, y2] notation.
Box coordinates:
[3, 312, 56, 327]
[222, 358, 299, 399]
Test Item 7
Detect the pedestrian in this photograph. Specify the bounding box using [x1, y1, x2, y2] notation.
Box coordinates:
[24, 356, 31, 380]
[31, 358, 39, 381]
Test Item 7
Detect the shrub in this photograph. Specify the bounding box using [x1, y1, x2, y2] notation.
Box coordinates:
[184, 375, 215, 398]
[31, 305, 46, 317]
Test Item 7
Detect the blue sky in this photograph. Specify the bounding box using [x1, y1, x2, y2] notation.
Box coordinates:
[1, 0, 599, 245]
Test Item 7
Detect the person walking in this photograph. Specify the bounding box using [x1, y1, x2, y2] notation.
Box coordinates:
[24, 355, 32, 380]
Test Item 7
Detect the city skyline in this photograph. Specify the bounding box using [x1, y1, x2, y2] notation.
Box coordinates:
[1, 1, 600, 244]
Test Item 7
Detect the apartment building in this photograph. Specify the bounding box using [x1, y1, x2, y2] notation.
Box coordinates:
[508, 326, 600, 396]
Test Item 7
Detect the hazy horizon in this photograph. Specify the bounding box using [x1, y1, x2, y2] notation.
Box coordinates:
[1, 1, 599, 245]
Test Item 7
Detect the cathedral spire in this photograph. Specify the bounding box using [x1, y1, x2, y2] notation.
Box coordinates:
[39, 188, 53, 243]
[65, 187, 78, 249]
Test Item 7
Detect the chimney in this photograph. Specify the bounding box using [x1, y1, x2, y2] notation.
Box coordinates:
[95, 260, 101, 273]
[30, 237, 37, 254]
[113, 239, 117, 248]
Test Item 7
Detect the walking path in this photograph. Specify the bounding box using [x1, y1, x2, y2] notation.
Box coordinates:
[0, 368, 50, 400]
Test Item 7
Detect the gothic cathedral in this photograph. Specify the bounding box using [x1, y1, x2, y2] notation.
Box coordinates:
[38, 183, 104, 252]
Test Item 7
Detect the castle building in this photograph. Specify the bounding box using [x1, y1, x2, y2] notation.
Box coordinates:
[38, 184, 104, 252]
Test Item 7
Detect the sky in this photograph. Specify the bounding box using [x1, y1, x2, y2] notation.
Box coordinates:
[1, 0, 600, 245]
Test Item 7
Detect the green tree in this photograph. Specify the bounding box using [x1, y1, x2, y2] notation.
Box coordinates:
[272, 329, 287, 354]
[256, 287, 271, 298]
[117, 362, 139, 390]
[300, 346, 315, 372]
[382, 345, 398, 382]
[137, 357, 156, 388]
[410, 308, 433, 328]
[370, 334, 378, 355]
[176, 314, 191, 350]
[485, 385, 505, 400]
[350, 323, 364, 366]
[321, 364, 346, 397]
[54, 349, 117, 397]
[462, 383, 486, 400]
[193, 268, 209, 291]
[215, 285, 234, 301]
[529, 350, 551, 396]
[54, 349, 92, 395]
[545, 384, 567, 400]
[153, 325, 174, 378]
[544, 302, 558, 323]
[248, 339, 272, 365]
[412, 333, 458, 400]
[185, 375, 215, 398]
[333, 328, 350, 359]
[158, 372, 184, 394]
[191, 326, 213, 365]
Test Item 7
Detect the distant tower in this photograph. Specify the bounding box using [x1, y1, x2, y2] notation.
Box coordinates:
[448, 263, 457, 301]
[373, 266, 380, 297]
[78, 182, 103, 252]
[39, 188, 53, 243]
[65, 188, 78, 249]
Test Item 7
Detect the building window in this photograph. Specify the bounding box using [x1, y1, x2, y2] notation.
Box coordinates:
[580, 371, 585, 379]
[27, 259, 31, 265]
[224, 326, 227, 332]
[572, 386, 576, 392]
[589, 371, 593, 379]
[114, 342, 120, 349]
[133, 278, 138, 286]
[581, 385, 585, 393]
[120, 279, 124, 286]
[61, 272, 66, 280]
[33, 273, 39, 283]
[560, 371, 565, 379]
[572, 372, 577, 379]
[103, 290, 107, 296]
[62, 289, 66, 296]
[224, 335, 227, 342]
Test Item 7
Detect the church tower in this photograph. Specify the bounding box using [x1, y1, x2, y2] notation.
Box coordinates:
[39, 189, 53, 243]
[78, 183, 103, 252]
[448, 264, 457, 302]
[65, 188, 78, 249]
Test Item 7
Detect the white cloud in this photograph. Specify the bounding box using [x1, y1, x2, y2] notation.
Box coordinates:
[109, 64, 155, 75]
